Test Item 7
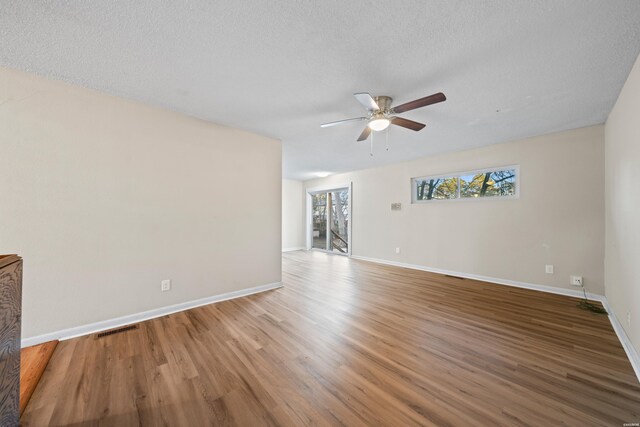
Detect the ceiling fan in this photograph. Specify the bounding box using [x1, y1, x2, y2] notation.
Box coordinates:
[321, 92, 446, 141]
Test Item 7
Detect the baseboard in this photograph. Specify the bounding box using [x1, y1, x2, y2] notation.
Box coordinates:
[21, 255, 640, 384]
[350, 255, 604, 301]
[600, 299, 640, 381]
[21, 281, 283, 348]
[282, 247, 305, 252]
[351, 254, 640, 383]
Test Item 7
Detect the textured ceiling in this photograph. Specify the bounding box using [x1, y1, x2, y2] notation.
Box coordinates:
[1, 1, 640, 180]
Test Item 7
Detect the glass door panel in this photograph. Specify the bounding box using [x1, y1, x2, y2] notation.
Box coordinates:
[311, 193, 327, 250]
[329, 189, 349, 254]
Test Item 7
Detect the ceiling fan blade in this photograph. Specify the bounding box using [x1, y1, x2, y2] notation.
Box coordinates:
[354, 93, 380, 111]
[357, 126, 372, 141]
[391, 117, 426, 131]
[321, 117, 367, 128]
[392, 92, 446, 114]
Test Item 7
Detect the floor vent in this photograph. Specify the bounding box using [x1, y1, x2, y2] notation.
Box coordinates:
[96, 324, 138, 338]
[444, 274, 465, 280]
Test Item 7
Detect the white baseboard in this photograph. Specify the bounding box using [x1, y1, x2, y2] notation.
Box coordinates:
[600, 299, 640, 380]
[21, 254, 640, 384]
[282, 247, 305, 252]
[21, 281, 283, 348]
[351, 254, 640, 382]
[350, 255, 603, 300]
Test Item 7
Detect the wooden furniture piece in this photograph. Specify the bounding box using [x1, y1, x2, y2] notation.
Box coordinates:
[0, 254, 22, 427]
[20, 340, 58, 415]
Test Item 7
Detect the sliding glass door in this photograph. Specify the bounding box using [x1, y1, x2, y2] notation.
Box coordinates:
[309, 187, 350, 255]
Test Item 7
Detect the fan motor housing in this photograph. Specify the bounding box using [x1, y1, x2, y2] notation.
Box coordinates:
[374, 96, 393, 112]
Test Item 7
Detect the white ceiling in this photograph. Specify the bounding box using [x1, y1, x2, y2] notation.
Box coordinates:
[1, 1, 639, 180]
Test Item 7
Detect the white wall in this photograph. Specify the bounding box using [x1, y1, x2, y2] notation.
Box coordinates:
[305, 126, 605, 294]
[0, 67, 282, 339]
[282, 179, 305, 251]
[605, 53, 640, 354]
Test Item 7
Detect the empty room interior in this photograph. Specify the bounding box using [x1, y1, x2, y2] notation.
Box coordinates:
[1, 1, 640, 426]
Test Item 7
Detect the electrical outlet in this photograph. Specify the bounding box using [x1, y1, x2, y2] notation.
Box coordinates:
[570, 276, 583, 286]
[161, 279, 171, 292]
[628, 311, 631, 328]
[395, 247, 401, 254]
[545, 265, 554, 274]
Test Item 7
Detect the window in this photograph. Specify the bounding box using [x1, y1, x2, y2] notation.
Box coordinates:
[414, 176, 458, 200]
[412, 167, 518, 202]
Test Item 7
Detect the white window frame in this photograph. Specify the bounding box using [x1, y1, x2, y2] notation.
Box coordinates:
[411, 165, 520, 203]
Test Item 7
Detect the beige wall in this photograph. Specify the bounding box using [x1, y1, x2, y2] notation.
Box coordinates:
[605, 53, 640, 354]
[282, 179, 305, 251]
[305, 126, 605, 294]
[0, 67, 282, 339]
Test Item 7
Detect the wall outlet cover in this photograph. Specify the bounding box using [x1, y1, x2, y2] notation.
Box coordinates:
[161, 279, 171, 292]
[545, 265, 554, 274]
[570, 275, 583, 286]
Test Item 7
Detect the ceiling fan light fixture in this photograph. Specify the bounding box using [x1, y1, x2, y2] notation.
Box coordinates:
[368, 117, 390, 131]
[321, 91, 445, 143]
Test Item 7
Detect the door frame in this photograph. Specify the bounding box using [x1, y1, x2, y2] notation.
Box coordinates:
[306, 182, 352, 257]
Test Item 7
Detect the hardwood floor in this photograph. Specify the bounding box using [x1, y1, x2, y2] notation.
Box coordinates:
[20, 340, 58, 415]
[22, 251, 640, 426]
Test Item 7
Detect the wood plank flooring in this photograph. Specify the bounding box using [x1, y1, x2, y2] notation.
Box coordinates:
[19, 340, 58, 415]
[22, 251, 640, 426]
